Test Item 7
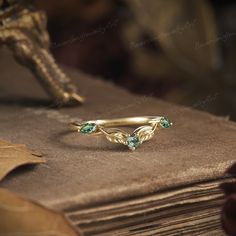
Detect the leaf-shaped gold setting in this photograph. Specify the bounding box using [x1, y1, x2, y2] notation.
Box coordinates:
[133, 125, 157, 144]
[100, 128, 129, 145]
[100, 124, 158, 149]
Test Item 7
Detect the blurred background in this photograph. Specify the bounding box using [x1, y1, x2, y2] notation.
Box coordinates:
[2, 0, 236, 120]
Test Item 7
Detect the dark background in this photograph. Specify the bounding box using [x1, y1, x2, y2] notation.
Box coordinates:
[0, 1, 236, 235]
[3, 0, 236, 120]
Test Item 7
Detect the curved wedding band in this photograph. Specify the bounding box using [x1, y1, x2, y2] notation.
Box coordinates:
[69, 116, 172, 150]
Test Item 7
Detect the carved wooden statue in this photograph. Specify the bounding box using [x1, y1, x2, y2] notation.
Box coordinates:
[0, 0, 84, 105]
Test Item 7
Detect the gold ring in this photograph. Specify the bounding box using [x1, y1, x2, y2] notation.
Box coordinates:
[69, 116, 172, 150]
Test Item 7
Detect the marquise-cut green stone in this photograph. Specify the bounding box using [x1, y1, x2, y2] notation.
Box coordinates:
[127, 135, 140, 150]
[80, 123, 97, 134]
[160, 117, 172, 128]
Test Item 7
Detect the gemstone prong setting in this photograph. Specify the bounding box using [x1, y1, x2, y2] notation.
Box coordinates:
[80, 123, 97, 134]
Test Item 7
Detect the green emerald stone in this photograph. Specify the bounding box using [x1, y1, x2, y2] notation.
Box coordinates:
[80, 123, 97, 134]
[127, 135, 140, 150]
[160, 117, 172, 128]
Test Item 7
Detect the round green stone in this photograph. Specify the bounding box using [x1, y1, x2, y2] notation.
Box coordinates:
[80, 123, 97, 134]
[127, 135, 140, 150]
[160, 117, 172, 128]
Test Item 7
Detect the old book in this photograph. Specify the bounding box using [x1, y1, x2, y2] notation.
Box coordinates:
[0, 48, 235, 235]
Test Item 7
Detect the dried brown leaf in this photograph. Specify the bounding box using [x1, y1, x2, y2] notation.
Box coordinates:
[0, 139, 45, 181]
[0, 188, 79, 236]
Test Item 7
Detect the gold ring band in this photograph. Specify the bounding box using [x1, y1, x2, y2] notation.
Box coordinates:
[69, 116, 172, 150]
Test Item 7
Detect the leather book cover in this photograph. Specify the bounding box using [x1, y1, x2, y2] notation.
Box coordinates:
[0, 49, 235, 235]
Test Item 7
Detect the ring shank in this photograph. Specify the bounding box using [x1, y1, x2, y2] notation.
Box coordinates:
[94, 116, 162, 127]
[70, 116, 163, 130]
